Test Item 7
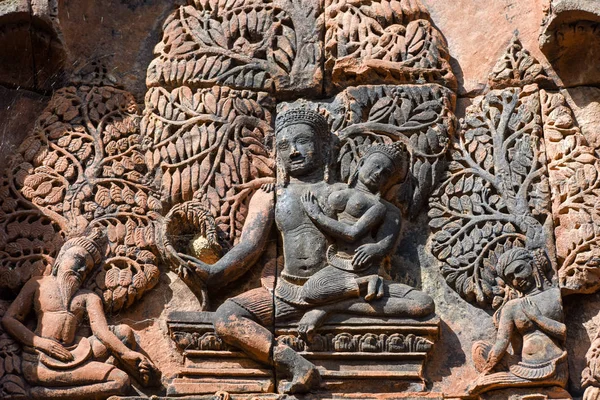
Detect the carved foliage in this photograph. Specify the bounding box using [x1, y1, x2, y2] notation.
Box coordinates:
[542, 90, 600, 294]
[146, 0, 322, 94]
[324, 0, 454, 89]
[429, 85, 553, 307]
[142, 86, 275, 246]
[489, 34, 550, 90]
[0, 84, 161, 312]
[0, 306, 25, 398]
[315, 84, 454, 215]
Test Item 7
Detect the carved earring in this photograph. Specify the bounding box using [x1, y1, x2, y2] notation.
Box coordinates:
[532, 261, 543, 290]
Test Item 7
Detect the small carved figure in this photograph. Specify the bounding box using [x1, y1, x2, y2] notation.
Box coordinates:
[181, 108, 434, 394]
[297, 141, 410, 335]
[581, 318, 600, 400]
[2, 229, 157, 400]
[467, 248, 568, 396]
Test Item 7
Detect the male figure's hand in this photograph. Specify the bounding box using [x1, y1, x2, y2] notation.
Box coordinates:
[301, 191, 323, 219]
[35, 337, 74, 362]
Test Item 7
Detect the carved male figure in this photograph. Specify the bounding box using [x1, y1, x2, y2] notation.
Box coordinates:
[468, 247, 568, 395]
[2, 230, 156, 400]
[181, 108, 435, 394]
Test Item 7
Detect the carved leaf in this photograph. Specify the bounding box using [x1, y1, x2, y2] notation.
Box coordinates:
[429, 85, 552, 308]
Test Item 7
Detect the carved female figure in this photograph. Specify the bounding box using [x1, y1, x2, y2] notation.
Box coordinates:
[297, 142, 411, 332]
[468, 247, 568, 395]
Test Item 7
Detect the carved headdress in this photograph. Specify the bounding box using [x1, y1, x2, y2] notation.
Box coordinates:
[363, 142, 409, 172]
[275, 108, 329, 139]
[52, 228, 107, 276]
[349, 141, 410, 191]
[495, 247, 552, 293]
[274, 108, 333, 186]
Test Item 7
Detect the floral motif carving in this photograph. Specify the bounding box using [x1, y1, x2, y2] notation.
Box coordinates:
[541, 90, 600, 294]
[0, 72, 161, 312]
[146, 0, 323, 94]
[429, 84, 554, 308]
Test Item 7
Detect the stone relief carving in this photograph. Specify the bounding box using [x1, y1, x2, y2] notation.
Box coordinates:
[541, 90, 600, 295]
[146, 0, 323, 95]
[0, 65, 161, 314]
[428, 36, 576, 398]
[1, 229, 159, 399]
[467, 248, 567, 396]
[174, 108, 435, 394]
[2, 0, 600, 399]
[324, 0, 455, 91]
[428, 80, 553, 308]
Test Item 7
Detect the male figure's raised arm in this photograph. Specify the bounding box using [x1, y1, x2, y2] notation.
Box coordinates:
[195, 185, 276, 288]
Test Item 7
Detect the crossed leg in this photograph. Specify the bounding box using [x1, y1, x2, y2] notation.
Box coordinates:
[23, 360, 130, 400]
[213, 299, 321, 394]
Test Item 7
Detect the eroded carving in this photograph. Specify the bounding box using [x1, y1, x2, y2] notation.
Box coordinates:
[429, 83, 553, 308]
[489, 33, 550, 90]
[324, 0, 455, 90]
[467, 248, 567, 396]
[0, 71, 161, 313]
[1, 230, 158, 399]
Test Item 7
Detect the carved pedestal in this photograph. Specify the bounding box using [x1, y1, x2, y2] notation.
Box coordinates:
[166, 311, 440, 397]
[442, 387, 572, 400]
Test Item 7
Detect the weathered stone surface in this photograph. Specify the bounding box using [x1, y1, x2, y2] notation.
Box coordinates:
[2, 1, 600, 400]
[0, 0, 65, 91]
[422, 0, 549, 96]
[0, 86, 49, 165]
[146, 0, 324, 97]
[324, 0, 456, 93]
[540, 0, 600, 87]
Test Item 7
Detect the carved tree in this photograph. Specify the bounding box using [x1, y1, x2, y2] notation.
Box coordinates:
[542, 90, 600, 294]
[0, 69, 161, 313]
[489, 33, 550, 89]
[324, 0, 455, 90]
[141, 86, 275, 249]
[429, 85, 554, 308]
[329, 84, 454, 215]
[146, 0, 322, 94]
